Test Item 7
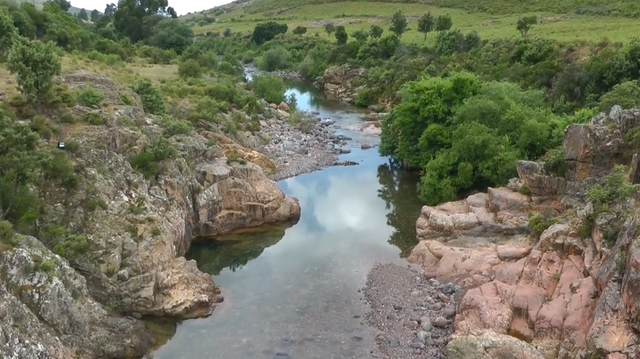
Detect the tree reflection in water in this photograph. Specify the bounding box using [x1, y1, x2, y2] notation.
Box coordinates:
[376, 160, 424, 257]
[186, 222, 294, 276]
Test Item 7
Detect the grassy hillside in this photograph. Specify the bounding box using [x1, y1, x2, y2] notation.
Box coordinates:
[186, 0, 640, 44]
[7, 0, 92, 15]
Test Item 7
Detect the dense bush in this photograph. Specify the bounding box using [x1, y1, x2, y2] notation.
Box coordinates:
[251, 74, 286, 104]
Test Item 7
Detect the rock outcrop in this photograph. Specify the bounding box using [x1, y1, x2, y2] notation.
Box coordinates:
[1, 71, 302, 357]
[409, 107, 640, 359]
[314, 65, 366, 104]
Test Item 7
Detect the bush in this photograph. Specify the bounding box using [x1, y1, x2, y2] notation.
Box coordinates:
[251, 74, 285, 104]
[76, 86, 105, 108]
[587, 165, 639, 208]
[528, 211, 559, 238]
[0, 220, 20, 246]
[131, 80, 165, 115]
[159, 116, 193, 137]
[258, 47, 292, 72]
[178, 59, 203, 78]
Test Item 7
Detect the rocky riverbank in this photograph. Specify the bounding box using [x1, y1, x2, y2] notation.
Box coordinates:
[364, 263, 461, 359]
[399, 106, 640, 359]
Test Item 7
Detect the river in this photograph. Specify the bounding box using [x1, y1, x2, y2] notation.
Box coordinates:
[149, 80, 424, 359]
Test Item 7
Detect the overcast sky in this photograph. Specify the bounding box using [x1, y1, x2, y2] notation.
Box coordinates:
[70, 0, 233, 15]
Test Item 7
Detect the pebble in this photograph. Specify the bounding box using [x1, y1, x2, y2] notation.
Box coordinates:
[433, 317, 448, 328]
[441, 283, 456, 295]
[438, 293, 450, 302]
[444, 305, 456, 319]
[404, 320, 419, 330]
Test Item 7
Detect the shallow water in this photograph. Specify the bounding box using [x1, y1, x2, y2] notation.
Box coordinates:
[150, 83, 423, 359]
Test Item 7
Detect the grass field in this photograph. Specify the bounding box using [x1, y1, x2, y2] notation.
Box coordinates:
[188, 0, 640, 44]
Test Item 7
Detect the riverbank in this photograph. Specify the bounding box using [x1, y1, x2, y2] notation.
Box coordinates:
[364, 263, 460, 359]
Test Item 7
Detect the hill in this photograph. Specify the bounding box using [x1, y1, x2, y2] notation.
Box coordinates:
[184, 0, 640, 44]
[7, 0, 96, 15]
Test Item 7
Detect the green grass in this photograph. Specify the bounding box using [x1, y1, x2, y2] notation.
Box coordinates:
[190, 0, 640, 44]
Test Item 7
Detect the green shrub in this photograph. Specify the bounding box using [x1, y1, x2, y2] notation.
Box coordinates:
[120, 93, 133, 105]
[178, 59, 203, 78]
[0, 220, 21, 247]
[36, 259, 56, 273]
[131, 80, 166, 115]
[42, 226, 90, 258]
[61, 112, 76, 123]
[251, 74, 285, 104]
[587, 165, 639, 208]
[159, 116, 193, 137]
[76, 86, 105, 108]
[64, 140, 81, 154]
[528, 211, 559, 238]
[86, 197, 108, 212]
[519, 185, 531, 196]
[84, 112, 105, 125]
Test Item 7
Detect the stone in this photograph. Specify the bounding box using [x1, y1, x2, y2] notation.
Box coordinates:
[433, 317, 448, 328]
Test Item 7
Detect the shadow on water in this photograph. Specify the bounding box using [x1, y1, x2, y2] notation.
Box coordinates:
[186, 221, 296, 276]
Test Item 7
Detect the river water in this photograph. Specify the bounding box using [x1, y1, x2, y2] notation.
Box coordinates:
[150, 81, 424, 359]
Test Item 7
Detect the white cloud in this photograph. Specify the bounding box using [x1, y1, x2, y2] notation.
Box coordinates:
[70, 0, 232, 16]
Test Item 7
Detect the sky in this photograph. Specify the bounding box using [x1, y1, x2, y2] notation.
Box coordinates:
[70, 0, 233, 15]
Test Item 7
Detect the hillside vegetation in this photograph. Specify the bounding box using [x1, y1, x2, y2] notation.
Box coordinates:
[185, 0, 640, 43]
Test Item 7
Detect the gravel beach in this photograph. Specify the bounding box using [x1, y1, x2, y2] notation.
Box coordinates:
[260, 117, 354, 181]
[363, 263, 461, 359]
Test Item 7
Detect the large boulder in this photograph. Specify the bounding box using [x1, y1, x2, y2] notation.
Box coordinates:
[317, 65, 366, 104]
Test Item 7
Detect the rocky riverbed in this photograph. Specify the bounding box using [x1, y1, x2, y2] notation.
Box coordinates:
[363, 263, 460, 359]
[258, 113, 359, 181]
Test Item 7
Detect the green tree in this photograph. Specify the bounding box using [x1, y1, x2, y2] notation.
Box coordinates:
[417, 12, 435, 42]
[48, 0, 71, 12]
[389, 9, 407, 37]
[334, 25, 348, 45]
[79, 8, 88, 20]
[90, 9, 100, 22]
[251, 21, 288, 45]
[370, 25, 383, 39]
[7, 38, 61, 112]
[251, 74, 285, 104]
[517, 16, 537, 38]
[324, 22, 335, 38]
[435, 14, 453, 31]
[0, 7, 18, 60]
[292, 26, 307, 35]
[148, 19, 194, 54]
[352, 29, 369, 43]
[113, 0, 177, 43]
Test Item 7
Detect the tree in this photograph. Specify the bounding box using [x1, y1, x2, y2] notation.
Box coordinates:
[352, 29, 369, 43]
[435, 14, 453, 31]
[7, 38, 61, 112]
[334, 25, 348, 45]
[292, 26, 307, 35]
[324, 22, 335, 38]
[79, 8, 88, 20]
[104, 3, 117, 17]
[113, 0, 178, 43]
[370, 25, 383, 39]
[148, 19, 194, 54]
[90, 9, 100, 22]
[517, 16, 537, 38]
[389, 10, 407, 37]
[48, 0, 71, 12]
[223, 28, 232, 37]
[417, 12, 435, 42]
[251, 21, 288, 45]
[0, 7, 18, 60]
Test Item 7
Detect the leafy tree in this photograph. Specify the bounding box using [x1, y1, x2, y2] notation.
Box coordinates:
[352, 29, 369, 43]
[0, 7, 18, 60]
[292, 26, 307, 35]
[334, 25, 348, 45]
[79, 8, 88, 20]
[389, 9, 407, 37]
[113, 0, 177, 43]
[104, 3, 116, 17]
[90, 9, 100, 22]
[417, 12, 434, 42]
[324, 22, 335, 38]
[223, 28, 232, 37]
[7, 38, 61, 112]
[148, 19, 194, 54]
[435, 14, 453, 31]
[251, 21, 288, 45]
[517, 16, 537, 38]
[48, 0, 71, 12]
[370, 25, 383, 39]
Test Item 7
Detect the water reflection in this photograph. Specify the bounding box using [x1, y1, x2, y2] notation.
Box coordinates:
[376, 163, 424, 257]
[187, 222, 296, 276]
[152, 150, 424, 359]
